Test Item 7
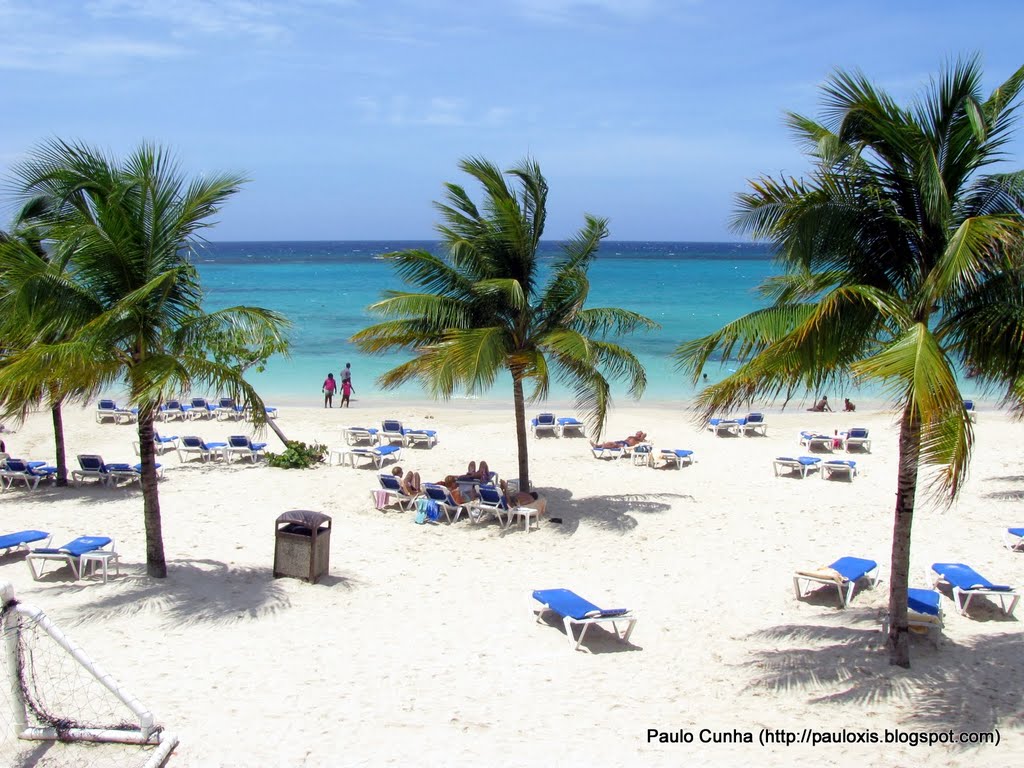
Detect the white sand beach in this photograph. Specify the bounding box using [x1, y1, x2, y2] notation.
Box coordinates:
[0, 399, 1021, 767]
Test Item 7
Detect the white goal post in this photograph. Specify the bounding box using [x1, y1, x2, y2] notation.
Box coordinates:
[0, 581, 178, 767]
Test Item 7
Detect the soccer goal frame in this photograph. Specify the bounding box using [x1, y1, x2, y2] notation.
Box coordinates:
[0, 581, 178, 767]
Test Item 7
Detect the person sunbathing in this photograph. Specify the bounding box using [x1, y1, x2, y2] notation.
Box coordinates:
[392, 466, 421, 496]
[458, 460, 491, 482]
[437, 474, 467, 504]
[500, 480, 547, 516]
[591, 431, 647, 449]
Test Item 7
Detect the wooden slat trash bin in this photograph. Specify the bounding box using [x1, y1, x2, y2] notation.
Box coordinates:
[273, 510, 331, 584]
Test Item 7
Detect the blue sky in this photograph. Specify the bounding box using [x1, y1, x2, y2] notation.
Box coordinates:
[2, 0, 1023, 241]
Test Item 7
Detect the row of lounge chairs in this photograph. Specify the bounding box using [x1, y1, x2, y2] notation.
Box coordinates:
[798, 428, 872, 453]
[530, 413, 586, 438]
[372, 474, 541, 532]
[707, 413, 769, 437]
[794, 556, 1020, 642]
[97, 398, 279, 424]
[773, 456, 857, 480]
[342, 421, 438, 448]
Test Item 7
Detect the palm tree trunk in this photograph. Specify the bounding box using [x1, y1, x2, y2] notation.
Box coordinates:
[266, 415, 289, 447]
[137, 405, 168, 578]
[512, 375, 530, 490]
[50, 400, 68, 487]
[888, 402, 921, 668]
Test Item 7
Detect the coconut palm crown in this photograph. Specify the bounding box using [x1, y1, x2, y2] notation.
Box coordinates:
[353, 156, 656, 489]
[674, 58, 1024, 667]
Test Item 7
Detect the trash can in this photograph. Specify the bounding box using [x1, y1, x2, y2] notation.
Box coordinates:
[273, 510, 331, 584]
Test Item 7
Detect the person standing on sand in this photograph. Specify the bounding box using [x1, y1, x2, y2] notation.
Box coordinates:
[341, 362, 352, 385]
[340, 377, 354, 407]
[322, 372, 336, 408]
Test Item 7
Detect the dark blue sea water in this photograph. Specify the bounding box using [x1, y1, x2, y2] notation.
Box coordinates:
[194, 240, 979, 406]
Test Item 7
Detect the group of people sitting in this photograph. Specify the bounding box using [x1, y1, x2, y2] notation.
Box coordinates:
[390, 460, 546, 514]
[807, 396, 856, 413]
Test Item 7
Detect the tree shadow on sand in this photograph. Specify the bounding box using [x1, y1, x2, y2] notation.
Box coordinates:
[42, 558, 361, 629]
[537, 487, 694, 535]
[741, 612, 1024, 737]
[980, 474, 1024, 501]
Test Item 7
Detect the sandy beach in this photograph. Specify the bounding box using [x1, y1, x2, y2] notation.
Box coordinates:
[0, 397, 1021, 767]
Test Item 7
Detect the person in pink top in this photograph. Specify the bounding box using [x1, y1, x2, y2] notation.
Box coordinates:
[340, 377, 354, 408]
[322, 372, 336, 408]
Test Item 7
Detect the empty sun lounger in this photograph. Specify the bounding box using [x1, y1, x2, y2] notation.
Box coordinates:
[739, 412, 768, 437]
[531, 413, 558, 438]
[1, 459, 57, 490]
[402, 428, 438, 448]
[225, 435, 268, 463]
[657, 449, 694, 468]
[557, 417, 586, 438]
[772, 456, 821, 478]
[708, 418, 741, 437]
[931, 562, 1020, 616]
[343, 427, 379, 446]
[95, 399, 137, 424]
[799, 431, 835, 452]
[177, 436, 227, 462]
[0, 530, 50, 555]
[793, 556, 879, 607]
[822, 459, 857, 480]
[963, 400, 977, 423]
[334, 444, 402, 469]
[26, 536, 116, 581]
[839, 427, 871, 452]
[532, 588, 637, 651]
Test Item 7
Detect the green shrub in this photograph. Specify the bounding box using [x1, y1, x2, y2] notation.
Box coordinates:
[265, 440, 327, 469]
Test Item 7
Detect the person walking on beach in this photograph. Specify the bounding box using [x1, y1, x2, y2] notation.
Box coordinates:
[322, 372, 336, 408]
[340, 377, 354, 407]
[341, 362, 352, 384]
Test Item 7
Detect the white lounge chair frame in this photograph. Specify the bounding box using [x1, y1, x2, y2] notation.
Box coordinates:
[532, 414, 558, 439]
[840, 429, 872, 452]
[793, 561, 879, 608]
[403, 430, 437, 448]
[657, 450, 694, 469]
[557, 419, 586, 438]
[822, 461, 857, 480]
[1004, 528, 1024, 552]
[708, 420, 740, 437]
[772, 458, 820, 478]
[799, 433, 835, 451]
[177, 437, 225, 462]
[343, 427, 379, 446]
[930, 566, 1020, 616]
[26, 538, 117, 581]
[532, 599, 638, 652]
[333, 446, 402, 469]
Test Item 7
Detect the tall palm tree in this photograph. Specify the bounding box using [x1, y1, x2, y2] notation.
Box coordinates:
[1, 139, 289, 577]
[353, 156, 655, 490]
[0, 198, 83, 487]
[674, 58, 1024, 667]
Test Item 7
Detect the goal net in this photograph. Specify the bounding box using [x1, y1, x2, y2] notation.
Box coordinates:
[0, 582, 177, 767]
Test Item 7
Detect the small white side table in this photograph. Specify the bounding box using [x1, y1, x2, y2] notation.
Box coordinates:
[80, 551, 120, 583]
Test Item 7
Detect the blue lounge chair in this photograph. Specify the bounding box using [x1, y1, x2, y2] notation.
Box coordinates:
[374, 473, 419, 511]
[840, 427, 871, 452]
[26, 535, 115, 580]
[380, 420, 406, 446]
[157, 399, 187, 421]
[793, 556, 879, 607]
[963, 400, 977, 423]
[188, 397, 216, 420]
[177, 436, 227, 462]
[772, 456, 821, 478]
[133, 431, 179, 456]
[474, 483, 512, 526]
[708, 418, 741, 437]
[882, 588, 944, 643]
[104, 462, 161, 487]
[95, 399, 137, 424]
[557, 417, 586, 438]
[71, 454, 159, 487]
[343, 427, 379, 446]
[402, 428, 438, 448]
[532, 588, 638, 651]
[822, 459, 856, 480]
[0, 530, 50, 555]
[590, 445, 624, 460]
[931, 562, 1020, 616]
[531, 413, 558, 438]
[422, 483, 467, 523]
[740, 412, 768, 437]
[799, 431, 834, 451]
[225, 435, 268, 463]
[657, 449, 694, 469]
[215, 397, 245, 421]
[1004, 527, 1024, 552]
[1, 458, 57, 490]
[336, 444, 402, 469]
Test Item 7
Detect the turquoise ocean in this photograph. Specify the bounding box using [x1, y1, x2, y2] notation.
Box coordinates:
[195, 241, 983, 408]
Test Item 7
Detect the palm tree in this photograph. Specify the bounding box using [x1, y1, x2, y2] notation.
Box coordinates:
[0, 197, 83, 487]
[674, 58, 1024, 668]
[0, 139, 289, 577]
[352, 156, 656, 490]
